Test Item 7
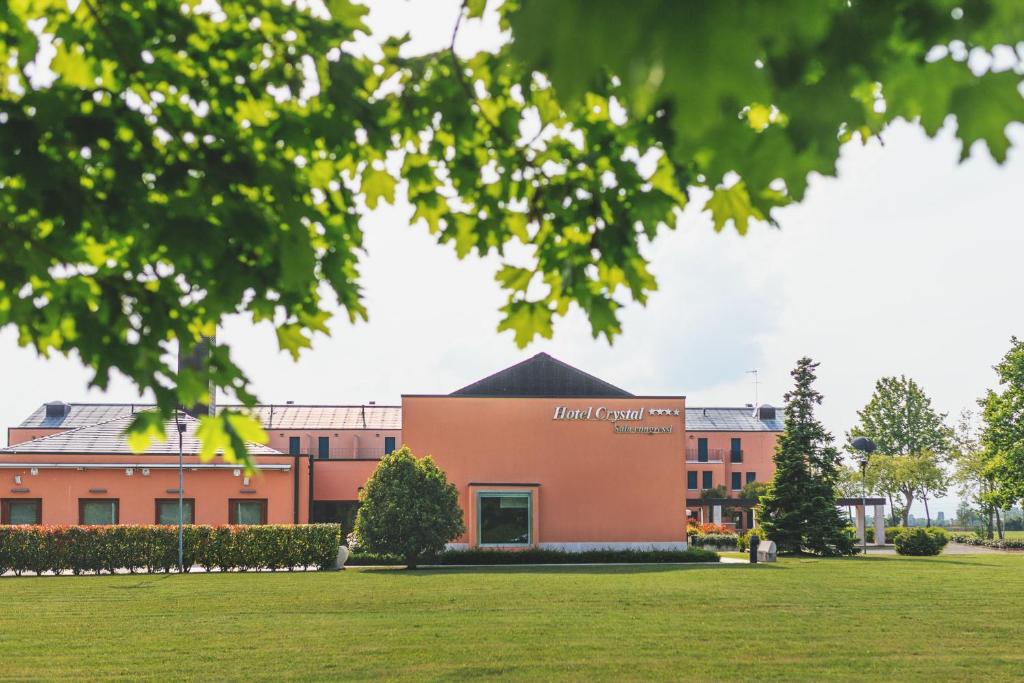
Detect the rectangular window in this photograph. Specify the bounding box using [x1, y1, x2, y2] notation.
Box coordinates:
[730, 438, 742, 463]
[79, 499, 118, 525]
[311, 501, 360, 534]
[702, 471, 713, 490]
[229, 499, 267, 525]
[697, 438, 709, 462]
[687, 471, 698, 490]
[478, 492, 531, 546]
[746, 472, 757, 484]
[288, 436, 301, 455]
[384, 436, 396, 455]
[155, 499, 195, 525]
[318, 436, 330, 460]
[731, 472, 742, 490]
[1, 498, 41, 525]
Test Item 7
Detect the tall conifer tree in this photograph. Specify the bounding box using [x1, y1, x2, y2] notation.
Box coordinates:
[759, 357, 856, 556]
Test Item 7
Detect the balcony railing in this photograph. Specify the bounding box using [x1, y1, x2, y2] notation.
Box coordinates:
[685, 448, 743, 464]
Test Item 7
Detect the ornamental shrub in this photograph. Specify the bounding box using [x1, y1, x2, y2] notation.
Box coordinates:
[893, 528, 943, 556]
[689, 533, 738, 550]
[0, 524, 341, 575]
[354, 447, 465, 569]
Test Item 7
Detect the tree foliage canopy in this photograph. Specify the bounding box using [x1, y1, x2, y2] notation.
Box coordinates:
[353, 447, 465, 568]
[981, 337, 1024, 508]
[1, 0, 1022, 464]
[849, 375, 952, 525]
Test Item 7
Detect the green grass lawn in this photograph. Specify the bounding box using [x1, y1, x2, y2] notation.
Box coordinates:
[2, 555, 1023, 681]
[1003, 530, 1024, 539]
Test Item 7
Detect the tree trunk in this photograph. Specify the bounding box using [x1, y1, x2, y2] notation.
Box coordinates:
[923, 495, 931, 527]
[887, 493, 897, 525]
[405, 553, 419, 570]
[996, 509, 1004, 540]
[987, 505, 994, 539]
[901, 488, 914, 527]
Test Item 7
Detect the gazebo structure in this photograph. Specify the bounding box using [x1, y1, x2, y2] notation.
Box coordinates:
[688, 496, 889, 545]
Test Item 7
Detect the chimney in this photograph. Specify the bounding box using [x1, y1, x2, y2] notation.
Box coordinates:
[178, 335, 216, 417]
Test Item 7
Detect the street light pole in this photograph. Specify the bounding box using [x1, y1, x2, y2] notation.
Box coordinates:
[175, 413, 185, 573]
[851, 436, 877, 556]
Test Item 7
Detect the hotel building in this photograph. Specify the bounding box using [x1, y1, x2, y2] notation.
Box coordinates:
[0, 353, 782, 549]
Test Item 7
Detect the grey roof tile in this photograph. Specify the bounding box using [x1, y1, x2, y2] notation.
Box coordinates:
[685, 406, 785, 432]
[2, 413, 282, 456]
[17, 403, 402, 431]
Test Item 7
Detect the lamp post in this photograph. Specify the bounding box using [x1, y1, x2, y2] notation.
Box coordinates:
[175, 413, 186, 573]
[852, 436, 876, 555]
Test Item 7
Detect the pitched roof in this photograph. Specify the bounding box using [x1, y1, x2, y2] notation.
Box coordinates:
[240, 404, 401, 430]
[451, 353, 633, 397]
[685, 406, 785, 432]
[16, 403, 402, 431]
[1, 413, 282, 456]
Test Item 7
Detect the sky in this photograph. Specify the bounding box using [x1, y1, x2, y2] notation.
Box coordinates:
[2, 1, 1023, 517]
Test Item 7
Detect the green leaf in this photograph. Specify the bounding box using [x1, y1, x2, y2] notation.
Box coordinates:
[467, 0, 487, 19]
[52, 43, 93, 89]
[949, 71, 1024, 163]
[497, 301, 553, 348]
[277, 323, 312, 360]
[362, 168, 397, 209]
[704, 182, 764, 235]
[124, 412, 167, 454]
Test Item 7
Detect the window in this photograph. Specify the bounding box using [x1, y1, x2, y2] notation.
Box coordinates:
[687, 471, 698, 490]
[746, 472, 757, 484]
[384, 436, 396, 455]
[79, 499, 118, 525]
[730, 438, 743, 463]
[697, 438, 709, 462]
[288, 436, 301, 455]
[318, 436, 330, 460]
[311, 501, 360, 534]
[478, 492, 531, 546]
[155, 499, 195, 525]
[229, 499, 267, 525]
[731, 472, 742, 490]
[702, 471, 713, 489]
[1, 498, 41, 525]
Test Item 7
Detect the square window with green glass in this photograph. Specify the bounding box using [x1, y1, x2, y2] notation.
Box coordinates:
[156, 498, 195, 525]
[79, 499, 118, 525]
[478, 492, 531, 546]
[2, 498, 41, 525]
[229, 499, 267, 525]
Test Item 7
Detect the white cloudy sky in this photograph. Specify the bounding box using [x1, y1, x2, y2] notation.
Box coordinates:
[2, 1, 1023, 516]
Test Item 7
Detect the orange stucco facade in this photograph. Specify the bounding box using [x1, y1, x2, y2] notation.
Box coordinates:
[0, 453, 308, 525]
[0, 356, 782, 542]
[400, 395, 688, 549]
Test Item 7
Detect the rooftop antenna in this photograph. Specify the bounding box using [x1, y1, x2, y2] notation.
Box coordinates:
[746, 369, 760, 407]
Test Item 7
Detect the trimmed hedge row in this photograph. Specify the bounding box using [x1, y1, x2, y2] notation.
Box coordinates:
[949, 532, 1024, 550]
[348, 547, 720, 566]
[0, 524, 341, 576]
[688, 533, 738, 550]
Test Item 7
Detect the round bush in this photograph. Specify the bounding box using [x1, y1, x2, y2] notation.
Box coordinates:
[893, 528, 944, 556]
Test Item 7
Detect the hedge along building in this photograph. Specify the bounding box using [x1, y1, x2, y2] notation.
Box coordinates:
[0, 353, 783, 545]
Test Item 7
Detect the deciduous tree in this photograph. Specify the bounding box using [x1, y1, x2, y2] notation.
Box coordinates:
[2, 1, 1021, 465]
[981, 337, 1024, 517]
[353, 447, 465, 569]
[849, 376, 951, 526]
